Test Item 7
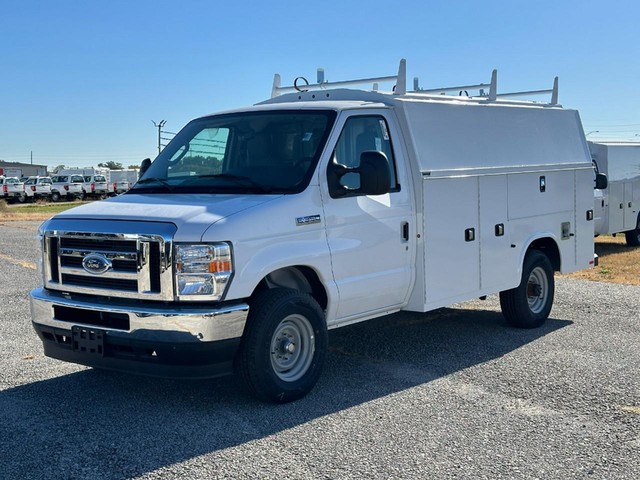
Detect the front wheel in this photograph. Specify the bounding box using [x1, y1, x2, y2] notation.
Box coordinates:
[500, 250, 554, 328]
[235, 288, 327, 403]
[624, 215, 640, 247]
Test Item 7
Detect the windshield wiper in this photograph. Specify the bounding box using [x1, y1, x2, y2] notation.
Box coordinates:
[198, 173, 274, 193]
[133, 177, 174, 192]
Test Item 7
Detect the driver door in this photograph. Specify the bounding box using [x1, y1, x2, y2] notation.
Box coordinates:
[321, 112, 414, 322]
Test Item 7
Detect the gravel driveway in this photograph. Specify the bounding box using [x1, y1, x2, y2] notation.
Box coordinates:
[1, 221, 638, 479]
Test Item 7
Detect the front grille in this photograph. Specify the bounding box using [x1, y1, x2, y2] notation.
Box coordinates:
[60, 237, 138, 252]
[62, 255, 137, 273]
[42, 220, 176, 301]
[61, 274, 138, 291]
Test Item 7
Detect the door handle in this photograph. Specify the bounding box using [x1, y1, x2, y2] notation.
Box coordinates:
[401, 222, 409, 242]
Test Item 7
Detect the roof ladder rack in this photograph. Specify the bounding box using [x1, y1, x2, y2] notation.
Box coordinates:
[412, 70, 559, 105]
[271, 59, 407, 98]
[497, 75, 559, 105]
[413, 70, 498, 100]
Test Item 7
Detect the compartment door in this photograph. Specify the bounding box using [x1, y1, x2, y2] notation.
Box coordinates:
[423, 176, 480, 307]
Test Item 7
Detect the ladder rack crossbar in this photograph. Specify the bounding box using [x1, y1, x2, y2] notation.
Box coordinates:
[414, 82, 492, 94]
[271, 59, 407, 98]
[496, 88, 554, 98]
[274, 74, 398, 96]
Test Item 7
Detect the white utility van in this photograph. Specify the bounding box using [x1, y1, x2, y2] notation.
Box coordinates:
[109, 169, 138, 194]
[589, 141, 640, 245]
[31, 60, 598, 402]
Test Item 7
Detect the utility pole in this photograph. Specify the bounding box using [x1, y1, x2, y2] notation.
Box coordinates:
[152, 120, 166, 155]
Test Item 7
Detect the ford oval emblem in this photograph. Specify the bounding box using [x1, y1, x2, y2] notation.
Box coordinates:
[82, 253, 112, 275]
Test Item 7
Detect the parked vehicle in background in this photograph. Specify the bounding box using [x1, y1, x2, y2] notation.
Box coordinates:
[83, 174, 109, 199]
[109, 169, 138, 194]
[0, 176, 26, 203]
[23, 176, 52, 201]
[50, 174, 85, 202]
[590, 141, 640, 246]
[56, 167, 111, 197]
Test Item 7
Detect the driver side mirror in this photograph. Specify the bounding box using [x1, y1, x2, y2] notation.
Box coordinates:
[328, 151, 391, 198]
[139, 158, 152, 178]
[595, 173, 607, 190]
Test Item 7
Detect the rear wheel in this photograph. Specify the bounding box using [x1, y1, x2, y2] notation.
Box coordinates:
[50, 191, 61, 202]
[235, 288, 327, 403]
[500, 250, 554, 328]
[624, 215, 640, 246]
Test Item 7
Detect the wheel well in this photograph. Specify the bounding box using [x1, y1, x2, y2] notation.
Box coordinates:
[528, 238, 561, 271]
[253, 266, 328, 310]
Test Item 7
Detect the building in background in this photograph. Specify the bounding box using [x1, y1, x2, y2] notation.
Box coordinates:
[0, 160, 48, 178]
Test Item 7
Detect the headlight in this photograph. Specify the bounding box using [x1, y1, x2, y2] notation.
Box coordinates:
[174, 243, 232, 300]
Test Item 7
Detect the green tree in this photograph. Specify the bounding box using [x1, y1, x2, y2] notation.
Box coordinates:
[98, 161, 123, 170]
[127, 165, 140, 170]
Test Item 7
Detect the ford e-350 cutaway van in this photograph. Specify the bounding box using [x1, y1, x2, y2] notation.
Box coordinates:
[31, 60, 602, 402]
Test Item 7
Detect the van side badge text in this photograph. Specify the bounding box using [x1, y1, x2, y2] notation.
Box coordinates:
[296, 215, 321, 226]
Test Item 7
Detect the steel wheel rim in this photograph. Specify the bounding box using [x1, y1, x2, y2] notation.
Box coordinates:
[527, 266, 548, 314]
[270, 314, 315, 382]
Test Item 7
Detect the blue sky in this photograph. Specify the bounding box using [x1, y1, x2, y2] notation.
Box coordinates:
[1, 0, 639, 169]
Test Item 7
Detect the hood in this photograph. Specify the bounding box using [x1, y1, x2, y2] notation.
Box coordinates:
[53, 193, 282, 241]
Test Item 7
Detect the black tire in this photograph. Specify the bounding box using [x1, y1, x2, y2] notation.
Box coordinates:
[50, 191, 61, 202]
[16, 194, 27, 204]
[500, 250, 554, 329]
[624, 215, 640, 247]
[79, 191, 87, 201]
[235, 288, 327, 403]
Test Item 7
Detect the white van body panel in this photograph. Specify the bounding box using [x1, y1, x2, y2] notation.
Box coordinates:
[589, 141, 640, 236]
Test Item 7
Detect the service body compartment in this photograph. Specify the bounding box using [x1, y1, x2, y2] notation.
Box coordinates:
[589, 141, 640, 245]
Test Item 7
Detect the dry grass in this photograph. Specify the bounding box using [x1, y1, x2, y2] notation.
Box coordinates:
[566, 235, 640, 285]
[0, 200, 84, 222]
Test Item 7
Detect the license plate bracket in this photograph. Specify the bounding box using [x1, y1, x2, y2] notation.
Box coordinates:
[72, 326, 105, 356]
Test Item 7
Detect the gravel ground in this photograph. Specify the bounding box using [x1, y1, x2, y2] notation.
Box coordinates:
[0, 221, 638, 479]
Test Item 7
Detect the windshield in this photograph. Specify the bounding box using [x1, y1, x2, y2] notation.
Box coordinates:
[131, 110, 336, 195]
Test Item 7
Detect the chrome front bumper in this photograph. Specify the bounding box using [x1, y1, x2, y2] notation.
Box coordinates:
[30, 288, 250, 379]
[30, 287, 249, 343]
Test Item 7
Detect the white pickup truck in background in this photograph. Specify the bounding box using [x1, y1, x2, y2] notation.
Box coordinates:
[31, 60, 600, 403]
[590, 141, 640, 245]
[23, 176, 52, 202]
[83, 174, 109, 199]
[0, 176, 26, 203]
[50, 174, 85, 202]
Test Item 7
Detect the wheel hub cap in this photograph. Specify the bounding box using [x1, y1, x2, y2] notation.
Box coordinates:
[269, 314, 315, 382]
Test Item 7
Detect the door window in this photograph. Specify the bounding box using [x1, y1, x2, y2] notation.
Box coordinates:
[330, 115, 398, 194]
